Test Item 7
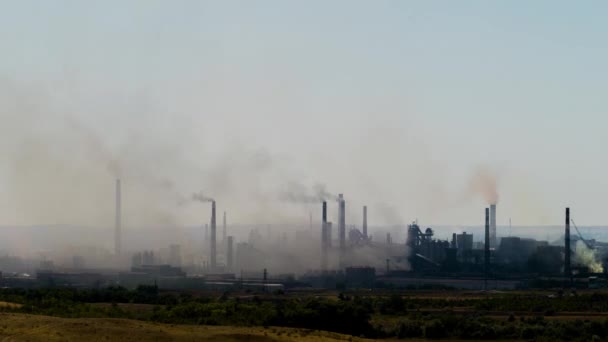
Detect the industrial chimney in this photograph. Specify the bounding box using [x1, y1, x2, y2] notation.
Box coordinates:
[338, 194, 346, 268]
[321, 201, 328, 271]
[226, 236, 234, 271]
[309, 212, 313, 232]
[490, 204, 497, 248]
[115, 179, 122, 256]
[565, 207, 571, 280]
[222, 211, 227, 244]
[210, 201, 217, 271]
[363, 206, 368, 238]
[484, 207, 490, 289]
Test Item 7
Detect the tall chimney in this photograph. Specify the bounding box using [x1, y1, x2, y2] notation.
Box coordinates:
[338, 194, 346, 268]
[115, 179, 122, 256]
[484, 207, 490, 289]
[226, 236, 234, 271]
[321, 201, 328, 270]
[210, 201, 217, 271]
[362, 205, 368, 238]
[490, 204, 497, 248]
[222, 211, 227, 244]
[309, 211, 313, 232]
[565, 207, 571, 280]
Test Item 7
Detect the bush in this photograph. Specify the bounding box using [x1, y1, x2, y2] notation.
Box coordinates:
[424, 319, 446, 339]
[397, 321, 422, 338]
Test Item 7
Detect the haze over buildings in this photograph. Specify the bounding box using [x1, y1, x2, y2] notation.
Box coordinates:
[0, 1, 607, 268]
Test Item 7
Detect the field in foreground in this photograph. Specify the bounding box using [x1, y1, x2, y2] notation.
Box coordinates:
[0, 313, 369, 342]
[4, 287, 608, 340]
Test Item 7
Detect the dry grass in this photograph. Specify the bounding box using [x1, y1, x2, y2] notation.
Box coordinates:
[0, 313, 369, 341]
[0, 302, 22, 309]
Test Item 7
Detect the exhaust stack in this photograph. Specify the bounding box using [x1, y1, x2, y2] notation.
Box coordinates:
[321, 201, 328, 271]
[484, 207, 490, 289]
[222, 211, 227, 244]
[115, 179, 122, 256]
[565, 207, 571, 280]
[363, 206, 368, 238]
[490, 204, 497, 248]
[226, 236, 234, 271]
[338, 194, 346, 268]
[210, 201, 217, 271]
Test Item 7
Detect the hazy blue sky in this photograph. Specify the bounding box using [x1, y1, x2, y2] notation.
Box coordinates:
[1, 1, 607, 228]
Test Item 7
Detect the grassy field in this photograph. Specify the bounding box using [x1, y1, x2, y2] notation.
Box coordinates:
[0, 313, 370, 342]
[2, 287, 608, 340]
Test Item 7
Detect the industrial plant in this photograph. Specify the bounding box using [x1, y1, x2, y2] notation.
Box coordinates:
[0, 177, 605, 292]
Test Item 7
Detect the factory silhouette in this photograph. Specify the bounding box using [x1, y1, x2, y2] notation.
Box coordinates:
[1, 175, 603, 291]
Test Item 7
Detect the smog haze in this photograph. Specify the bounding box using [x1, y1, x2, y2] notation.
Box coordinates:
[1, 1, 607, 250]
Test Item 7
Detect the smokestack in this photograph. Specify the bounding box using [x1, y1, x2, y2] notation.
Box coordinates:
[565, 207, 571, 280]
[484, 207, 490, 289]
[321, 201, 328, 271]
[115, 179, 121, 256]
[362, 206, 368, 238]
[210, 201, 217, 271]
[309, 211, 313, 232]
[490, 204, 497, 248]
[222, 211, 227, 244]
[338, 194, 346, 268]
[226, 236, 234, 271]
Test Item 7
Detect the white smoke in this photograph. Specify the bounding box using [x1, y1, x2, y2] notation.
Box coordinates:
[574, 241, 603, 273]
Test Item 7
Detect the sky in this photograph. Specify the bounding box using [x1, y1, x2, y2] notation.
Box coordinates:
[0, 1, 607, 229]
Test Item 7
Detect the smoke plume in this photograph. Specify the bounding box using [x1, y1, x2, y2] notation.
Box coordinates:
[313, 183, 339, 202]
[278, 181, 338, 203]
[575, 241, 604, 273]
[468, 166, 499, 205]
[192, 191, 214, 203]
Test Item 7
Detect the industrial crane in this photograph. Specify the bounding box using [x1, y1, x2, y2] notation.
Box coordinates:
[571, 219, 594, 250]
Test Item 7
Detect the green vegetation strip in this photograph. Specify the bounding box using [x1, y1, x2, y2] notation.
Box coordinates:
[0, 287, 608, 340]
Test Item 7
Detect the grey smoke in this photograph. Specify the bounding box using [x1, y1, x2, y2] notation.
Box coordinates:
[192, 191, 214, 203]
[313, 183, 339, 202]
[279, 181, 338, 203]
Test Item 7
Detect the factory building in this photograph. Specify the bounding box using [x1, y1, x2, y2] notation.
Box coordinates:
[455, 232, 474, 263]
[119, 264, 187, 288]
[226, 236, 234, 271]
[169, 244, 182, 267]
[527, 245, 564, 275]
[236, 242, 265, 272]
[407, 223, 451, 270]
[498, 237, 548, 266]
[345, 267, 376, 288]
